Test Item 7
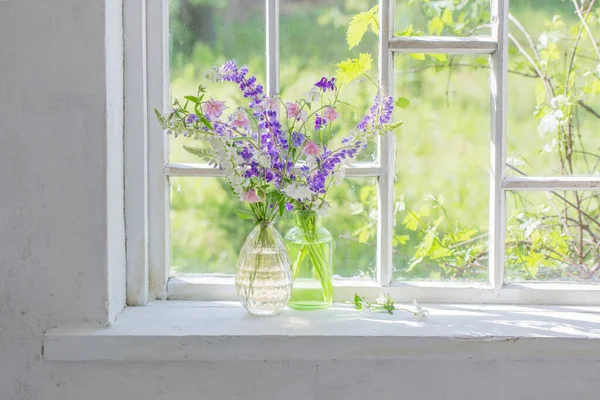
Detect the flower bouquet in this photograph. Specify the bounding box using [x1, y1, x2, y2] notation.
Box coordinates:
[156, 58, 400, 314]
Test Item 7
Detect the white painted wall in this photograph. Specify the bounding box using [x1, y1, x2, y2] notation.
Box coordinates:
[1, 1, 600, 399]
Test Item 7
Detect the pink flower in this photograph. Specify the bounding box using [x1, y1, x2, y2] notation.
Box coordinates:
[286, 102, 308, 122]
[323, 106, 339, 122]
[202, 99, 227, 120]
[231, 108, 251, 130]
[303, 140, 322, 156]
[297, 109, 308, 122]
[262, 97, 279, 112]
[286, 102, 300, 118]
[241, 188, 261, 203]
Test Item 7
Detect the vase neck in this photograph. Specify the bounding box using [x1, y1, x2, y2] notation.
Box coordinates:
[294, 210, 319, 232]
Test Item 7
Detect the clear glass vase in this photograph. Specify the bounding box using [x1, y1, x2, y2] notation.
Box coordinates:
[235, 221, 292, 316]
[284, 210, 334, 310]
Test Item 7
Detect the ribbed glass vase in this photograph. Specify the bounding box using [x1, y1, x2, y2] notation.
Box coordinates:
[235, 221, 292, 316]
[284, 210, 334, 310]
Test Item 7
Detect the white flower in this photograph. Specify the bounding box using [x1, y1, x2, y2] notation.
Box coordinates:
[412, 300, 428, 319]
[305, 87, 321, 103]
[542, 139, 558, 153]
[538, 109, 563, 136]
[350, 203, 363, 215]
[376, 294, 388, 304]
[255, 152, 271, 168]
[282, 183, 312, 201]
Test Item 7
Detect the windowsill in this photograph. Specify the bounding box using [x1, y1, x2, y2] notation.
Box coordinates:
[43, 301, 600, 362]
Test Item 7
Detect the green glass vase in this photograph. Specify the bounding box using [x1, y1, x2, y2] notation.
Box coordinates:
[284, 210, 334, 310]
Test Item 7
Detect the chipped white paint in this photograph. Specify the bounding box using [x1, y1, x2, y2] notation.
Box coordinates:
[388, 36, 498, 54]
[504, 176, 600, 190]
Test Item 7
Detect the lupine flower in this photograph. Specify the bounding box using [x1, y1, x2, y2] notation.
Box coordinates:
[231, 108, 251, 130]
[285, 202, 294, 211]
[185, 113, 199, 124]
[323, 106, 339, 122]
[241, 188, 261, 203]
[303, 140, 322, 156]
[202, 99, 227, 119]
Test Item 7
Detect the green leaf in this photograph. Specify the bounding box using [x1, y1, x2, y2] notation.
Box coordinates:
[346, 6, 379, 49]
[199, 116, 213, 130]
[442, 8, 453, 25]
[428, 17, 444, 36]
[360, 185, 375, 202]
[409, 53, 426, 61]
[396, 97, 411, 109]
[428, 53, 448, 63]
[336, 53, 374, 84]
[182, 146, 217, 164]
[357, 228, 371, 244]
[235, 209, 256, 220]
[394, 234, 410, 245]
[403, 212, 420, 231]
[406, 257, 423, 273]
[184, 95, 200, 103]
[353, 294, 364, 310]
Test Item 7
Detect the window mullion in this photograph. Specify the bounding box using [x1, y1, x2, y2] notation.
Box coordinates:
[377, 0, 394, 286]
[489, 0, 509, 291]
[124, 0, 149, 305]
[266, 0, 279, 96]
[147, 0, 170, 300]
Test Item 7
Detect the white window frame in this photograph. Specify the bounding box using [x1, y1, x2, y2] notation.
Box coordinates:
[125, 0, 600, 307]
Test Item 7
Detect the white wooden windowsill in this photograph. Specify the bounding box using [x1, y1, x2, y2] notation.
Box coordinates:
[43, 301, 600, 362]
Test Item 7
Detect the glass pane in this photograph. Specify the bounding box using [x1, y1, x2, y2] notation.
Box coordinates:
[170, 177, 255, 275]
[278, 178, 378, 280]
[395, 0, 491, 37]
[170, 177, 377, 279]
[506, 190, 600, 282]
[169, 0, 266, 163]
[392, 55, 490, 282]
[507, 0, 600, 176]
[280, 0, 379, 162]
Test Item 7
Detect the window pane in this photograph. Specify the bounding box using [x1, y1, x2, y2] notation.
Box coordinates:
[170, 177, 255, 275]
[170, 177, 377, 279]
[169, 0, 266, 163]
[392, 55, 490, 282]
[395, 0, 491, 37]
[280, 0, 379, 162]
[507, 0, 600, 176]
[506, 190, 600, 283]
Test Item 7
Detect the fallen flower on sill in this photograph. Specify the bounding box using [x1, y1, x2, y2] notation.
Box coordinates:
[350, 293, 428, 319]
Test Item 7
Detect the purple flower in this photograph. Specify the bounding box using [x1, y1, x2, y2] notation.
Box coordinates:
[285, 202, 294, 211]
[185, 113, 199, 124]
[240, 147, 253, 161]
[308, 170, 327, 194]
[314, 114, 326, 131]
[291, 131, 306, 148]
[315, 77, 336, 92]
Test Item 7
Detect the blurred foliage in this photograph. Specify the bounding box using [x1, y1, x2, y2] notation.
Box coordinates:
[168, 0, 600, 283]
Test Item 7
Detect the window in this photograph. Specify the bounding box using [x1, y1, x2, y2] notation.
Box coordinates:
[134, 0, 600, 305]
